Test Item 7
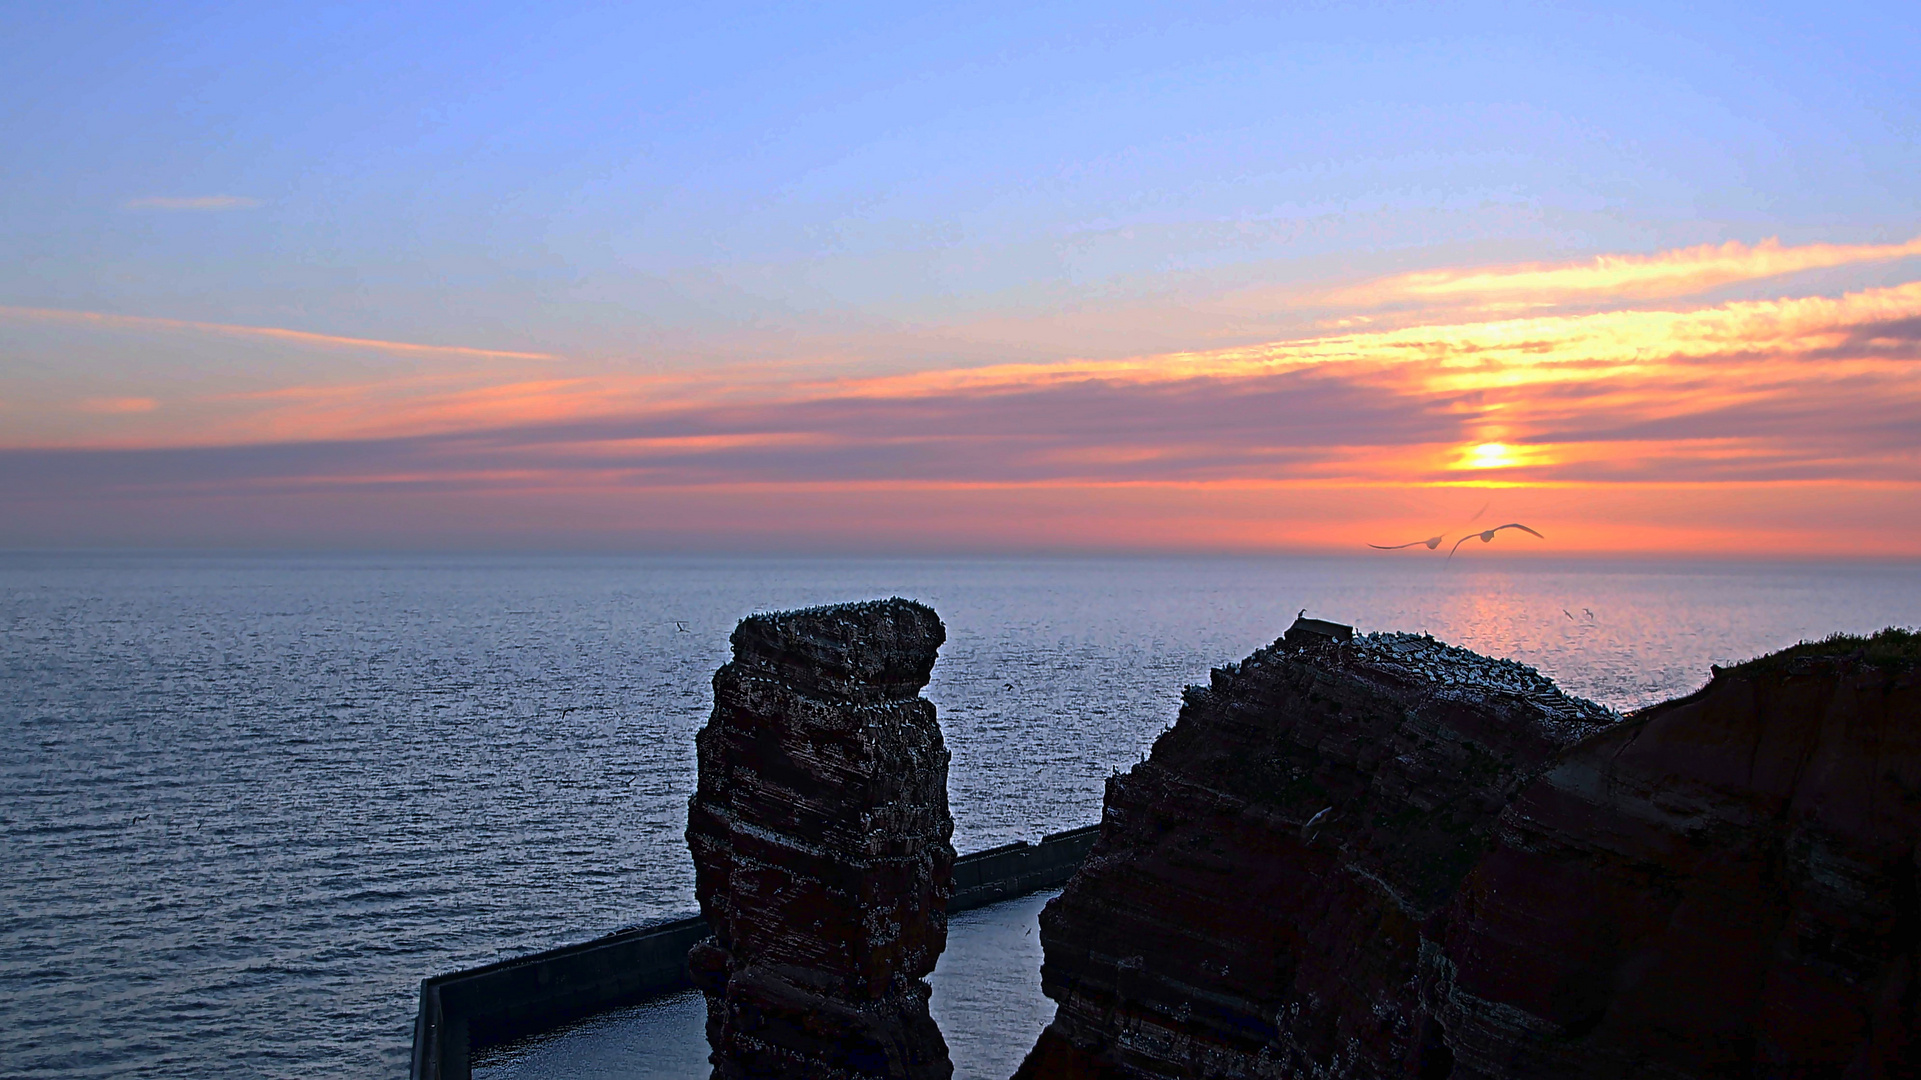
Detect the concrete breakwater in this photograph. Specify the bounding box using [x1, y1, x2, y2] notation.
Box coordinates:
[409, 823, 1099, 1080]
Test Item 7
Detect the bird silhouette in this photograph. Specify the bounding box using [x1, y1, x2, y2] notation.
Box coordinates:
[1371, 500, 1503, 552]
[674, 621, 689, 632]
[1563, 609, 1575, 620]
[1368, 534, 1446, 551]
[1448, 523, 1544, 560]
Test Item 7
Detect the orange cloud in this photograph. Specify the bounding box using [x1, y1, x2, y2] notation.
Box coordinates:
[13, 282, 1921, 489]
[8, 241, 1921, 556]
[1315, 235, 1921, 308]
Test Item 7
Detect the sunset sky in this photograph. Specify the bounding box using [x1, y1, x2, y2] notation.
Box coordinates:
[4, 2, 1919, 556]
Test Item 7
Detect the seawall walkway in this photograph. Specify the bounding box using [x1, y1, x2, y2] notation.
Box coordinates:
[410, 823, 1100, 1080]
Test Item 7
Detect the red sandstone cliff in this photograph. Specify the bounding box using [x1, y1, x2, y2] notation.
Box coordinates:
[687, 599, 955, 1080]
[1017, 625, 1921, 1079]
[1436, 635, 1921, 1078]
[1017, 624, 1617, 1078]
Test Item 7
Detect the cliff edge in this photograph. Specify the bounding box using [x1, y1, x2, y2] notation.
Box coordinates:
[1438, 629, 1921, 1077]
[1018, 623, 1921, 1079]
[1017, 622, 1617, 1078]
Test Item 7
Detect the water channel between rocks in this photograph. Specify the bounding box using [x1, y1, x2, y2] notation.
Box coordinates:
[472, 889, 1059, 1080]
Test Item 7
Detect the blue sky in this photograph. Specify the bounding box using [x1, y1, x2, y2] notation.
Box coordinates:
[6, 1, 1917, 367]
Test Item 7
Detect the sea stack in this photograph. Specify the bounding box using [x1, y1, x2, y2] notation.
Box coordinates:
[687, 598, 955, 1080]
[1016, 617, 1618, 1079]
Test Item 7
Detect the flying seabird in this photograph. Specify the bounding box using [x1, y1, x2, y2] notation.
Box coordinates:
[1302, 806, 1335, 839]
[1368, 535, 1446, 551]
[674, 621, 689, 632]
[1448, 523, 1544, 560]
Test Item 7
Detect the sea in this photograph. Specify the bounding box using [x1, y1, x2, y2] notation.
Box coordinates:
[3, 552, 1918, 1079]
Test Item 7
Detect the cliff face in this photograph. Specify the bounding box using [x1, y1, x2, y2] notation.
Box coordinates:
[1019, 626, 1921, 1080]
[1437, 640, 1921, 1078]
[686, 598, 955, 1080]
[1018, 627, 1616, 1079]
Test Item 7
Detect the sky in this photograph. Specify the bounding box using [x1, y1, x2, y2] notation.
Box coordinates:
[3, 1, 1919, 555]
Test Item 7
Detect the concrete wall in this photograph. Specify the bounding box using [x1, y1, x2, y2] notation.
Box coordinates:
[410, 823, 1100, 1080]
[947, 824, 1100, 911]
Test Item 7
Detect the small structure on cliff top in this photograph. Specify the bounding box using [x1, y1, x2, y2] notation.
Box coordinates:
[687, 598, 955, 1080]
[1016, 624, 1921, 1079]
[1283, 612, 1353, 646]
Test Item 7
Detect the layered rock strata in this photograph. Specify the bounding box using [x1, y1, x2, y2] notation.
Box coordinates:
[1436, 632, 1921, 1077]
[1017, 626, 1617, 1079]
[687, 598, 955, 1080]
[1018, 625, 1921, 1079]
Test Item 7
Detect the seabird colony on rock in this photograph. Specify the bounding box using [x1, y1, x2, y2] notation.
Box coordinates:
[1344, 631, 1621, 733]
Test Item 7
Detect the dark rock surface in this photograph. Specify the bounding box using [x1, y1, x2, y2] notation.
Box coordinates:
[1016, 625, 1617, 1079]
[1437, 632, 1921, 1078]
[687, 598, 955, 1080]
[1017, 625, 1921, 1079]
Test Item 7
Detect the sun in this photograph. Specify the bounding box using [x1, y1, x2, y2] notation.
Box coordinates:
[1461, 442, 1519, 469]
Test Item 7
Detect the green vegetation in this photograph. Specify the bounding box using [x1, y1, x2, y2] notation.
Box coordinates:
[1733, 628, 1921, 672]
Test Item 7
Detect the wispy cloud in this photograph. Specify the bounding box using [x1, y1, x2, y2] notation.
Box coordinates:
[0, 306, 560, 361]
[1316, 235, 1921, 309]
[121, 195, 263, 211]
[76, 396, 158, 414]
[8, 238, 1921, 554]
[16, 283, 1921, 487]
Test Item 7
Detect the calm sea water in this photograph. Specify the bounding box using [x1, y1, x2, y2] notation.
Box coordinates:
[3, 553, 1917, 1078]
[475, 890, 1061, 1080]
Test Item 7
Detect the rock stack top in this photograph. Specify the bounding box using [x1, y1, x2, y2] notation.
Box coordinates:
[728, 598, 945, 699]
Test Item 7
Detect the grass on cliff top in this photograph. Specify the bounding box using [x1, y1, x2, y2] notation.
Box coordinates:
[1732, 627, 1921, 672]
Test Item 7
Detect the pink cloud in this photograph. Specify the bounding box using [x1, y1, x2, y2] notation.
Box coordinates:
[7, 241, 1921, 555]
[120, 195, 262, 211]
[76, 396, 159, 414]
